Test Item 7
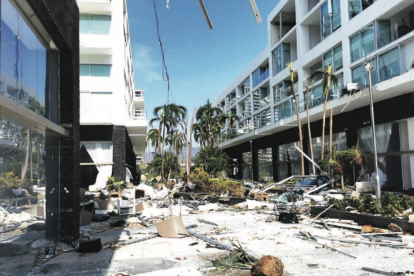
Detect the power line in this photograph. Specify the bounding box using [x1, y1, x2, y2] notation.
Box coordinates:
[152, 0, 170, 103]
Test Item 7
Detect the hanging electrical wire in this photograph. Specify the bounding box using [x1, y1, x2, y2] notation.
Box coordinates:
[152, 0, 170, 103]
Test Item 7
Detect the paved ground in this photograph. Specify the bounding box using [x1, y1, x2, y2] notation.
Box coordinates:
[2, 209, 414, 275]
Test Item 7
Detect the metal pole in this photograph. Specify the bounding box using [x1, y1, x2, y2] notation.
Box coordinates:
[250, 140, 254, 181]
[365, 63, 381, 208]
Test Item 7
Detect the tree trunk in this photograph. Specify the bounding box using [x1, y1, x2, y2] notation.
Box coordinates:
[306, 76, 315, 174]
[209, 122, 216, 148]
[329, 108, 333, 160]
[21, 131, 31, 184]
[187, 108, 196, 182]
[291, 85, 304, 175]
[289, 66, 304, 175]
[169, 119, 174, 154]
[157, 125, 162, 154]
[161, 119, 167, 179]
[321, 75, 331, 162]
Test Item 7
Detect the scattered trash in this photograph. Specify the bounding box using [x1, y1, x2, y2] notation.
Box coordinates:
[155, 216, 189, 238]
[77, 237, 102, 253]
[110, 220, 127, 227]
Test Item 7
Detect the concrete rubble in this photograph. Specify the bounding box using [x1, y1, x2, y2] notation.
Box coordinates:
[1, 179, 414, 275]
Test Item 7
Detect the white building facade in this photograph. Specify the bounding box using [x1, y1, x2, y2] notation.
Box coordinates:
[78, 0, 147, 190]
[214, 0, 414, 190]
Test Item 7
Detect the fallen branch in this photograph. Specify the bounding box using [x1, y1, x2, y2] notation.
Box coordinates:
[187, 229, 232, 251]
[198, 218, 218, 226]
[361, 267, 401, 276]
[120, 224, 198, 246]
[299, 232, 356, 259]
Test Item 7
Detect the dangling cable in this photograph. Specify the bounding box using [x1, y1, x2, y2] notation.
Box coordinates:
[152, 0, 170, 103]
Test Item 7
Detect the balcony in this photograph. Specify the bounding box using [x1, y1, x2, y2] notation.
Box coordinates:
[80, 76, 112, 92]
[134, 90, 145, 109]
[80, 34, 112, 55]
[77, 0, 112, 13]
[270, 0, 296, 47]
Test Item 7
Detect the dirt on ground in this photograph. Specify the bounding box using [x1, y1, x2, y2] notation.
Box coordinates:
[251, 255, 284, 276]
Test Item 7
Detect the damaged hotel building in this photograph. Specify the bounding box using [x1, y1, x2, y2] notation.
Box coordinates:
[214, 0, 414, 190]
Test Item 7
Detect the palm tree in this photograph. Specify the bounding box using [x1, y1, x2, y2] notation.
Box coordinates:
[287, 62, 304, 175]
[162, 103, 187, 178]
[222, 112, 240, 145]
[196, 100, 224, 148]
[147, 128, 162, 154]
[309, 65, 339, 161]
[306, 76, 315, 174]
[149, 107, 168, 155]
[187, 108, 196, 182]
[149, 103, 187, 179]
[193, 121, 208, 147]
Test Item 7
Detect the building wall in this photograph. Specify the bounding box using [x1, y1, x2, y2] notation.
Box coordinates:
[214, 0, 414, 188]
[26, 0, 80, 240]
[80, 125, 137, 183]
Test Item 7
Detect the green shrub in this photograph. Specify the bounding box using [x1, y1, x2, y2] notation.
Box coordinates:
[328, 193, 414, 218]
[189, 168, 210, 192]
[209, 178, 245, 198]
[0, 172, 22, 196]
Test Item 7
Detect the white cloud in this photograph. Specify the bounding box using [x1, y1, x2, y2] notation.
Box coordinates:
[132, 44, 163, 84]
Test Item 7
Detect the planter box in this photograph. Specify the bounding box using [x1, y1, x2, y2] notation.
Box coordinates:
[311, 206, 414, 233]
[229, 197, 246, 205]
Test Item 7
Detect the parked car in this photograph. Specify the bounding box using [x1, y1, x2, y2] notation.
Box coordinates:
[294, 175, 331, 194]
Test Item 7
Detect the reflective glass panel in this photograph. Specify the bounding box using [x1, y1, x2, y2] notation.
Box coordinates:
[349, 0, 361, 19]
[321, 2, 331, 39]
[242, 152, 253, 180]
[379, 47, 400, 81]
[90, 64, 111, 77]
[282, 43, 290, 70]
[80, 14, 90, 34]
[361, 23, 375, 57]
[90, 15, 111, 35]
[350, 34, 361, 62]
[333, 44, 343, 70]
[378, 21, 391, 48]
[1, 0, 49, 118]
[323, 50, 333, 69]
[80, 64, 89, 76]
[258, 148, 273, 183]
[332, 0, 341, 31]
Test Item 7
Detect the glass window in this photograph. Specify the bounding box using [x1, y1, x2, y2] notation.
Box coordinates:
[282, 43, 291, 69]
[242, 152, 253, 180]
[332, 0, 341, 31]
[351, 58, 377, 86]
[350, 34, 361, 62]
[278, 142, 300, 180]
[349, 0, 362, 19]
[333, 44, 343, 70]
[252, 68, 260, 88]
[80, 64, 89, 76]
[80, 14, 90, 34]
[378, 21, 391, 48]
[1, 0, 56, 120]
[258, 148, 273, 183]
[361, 23, 375, 57]
[90, 64, 111, 77]
[349, 0, 374, 19]
[321, 2, 331, 39]
[90, 15, 111, 35]
[283, 100, 291, 118]
[323, 50, 333, 69]
[379, 47, 400, 81]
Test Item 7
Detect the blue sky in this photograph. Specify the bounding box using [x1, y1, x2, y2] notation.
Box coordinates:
[127, 0, 279, 125]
